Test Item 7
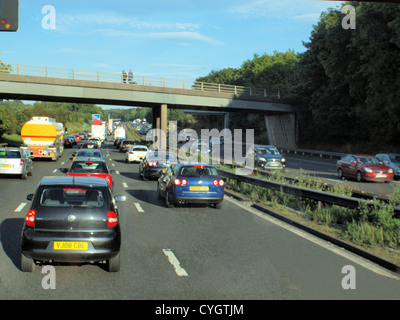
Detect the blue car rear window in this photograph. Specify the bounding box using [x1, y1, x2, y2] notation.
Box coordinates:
[179, 166, 219, 178]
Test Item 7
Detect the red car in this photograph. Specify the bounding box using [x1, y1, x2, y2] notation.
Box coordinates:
[66, 158, 114, 190]
[337, 154, 394, 182]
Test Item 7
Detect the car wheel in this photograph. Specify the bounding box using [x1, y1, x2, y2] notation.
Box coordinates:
[157, 184, 162, 200]
[356, 171, 363, 182]
[166, 192, 174, 208]
[215, 202, 222, 209]
[21, 253, 34, 272]
[107, 252, 120, 272]
[338, 168, 343, 180]
[28, 165, 33, 176]
[21, 170, 27, 180]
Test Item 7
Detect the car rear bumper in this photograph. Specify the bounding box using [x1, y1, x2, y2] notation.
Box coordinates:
[21, 228, 120, 263]
[0, 167, 24, 175]
[173, 193, 224, 204]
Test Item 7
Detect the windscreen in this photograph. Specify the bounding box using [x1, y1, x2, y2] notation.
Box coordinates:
[257, 147, 280, 155]
[179, 165, 219, 178]
[147, 152, 177, 163]
[0, 150, 21, 158]
[39, 187, 106, 208]
[70, 161, 107, 173]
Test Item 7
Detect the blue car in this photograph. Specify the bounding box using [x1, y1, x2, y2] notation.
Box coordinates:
[157, 163, 224, 209]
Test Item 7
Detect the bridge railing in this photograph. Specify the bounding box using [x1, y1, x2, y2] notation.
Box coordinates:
[0, 62, 284, 100]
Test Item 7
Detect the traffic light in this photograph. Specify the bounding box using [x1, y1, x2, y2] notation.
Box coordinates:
[0, 0, 18, 32]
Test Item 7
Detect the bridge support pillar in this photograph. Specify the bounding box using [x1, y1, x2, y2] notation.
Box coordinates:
[264, 113, 297, 148]
[152, 104, 168, 150]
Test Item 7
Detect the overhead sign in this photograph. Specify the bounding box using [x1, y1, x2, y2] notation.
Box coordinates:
[92, 114, 101, 121]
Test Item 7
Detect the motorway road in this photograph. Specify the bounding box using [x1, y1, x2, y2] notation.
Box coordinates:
[0, 141, 399, 300]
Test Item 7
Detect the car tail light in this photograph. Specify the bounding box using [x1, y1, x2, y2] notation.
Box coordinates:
[212, 179, 224, 186]
[129, 152, 134, 155]
[20, 159, 24, 166]
[107, 211, 118, 228]
[25, 210, 36, 227]
[174, 178, 188, 186]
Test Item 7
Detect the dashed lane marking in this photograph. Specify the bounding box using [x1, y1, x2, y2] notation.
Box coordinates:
[162, 249, 188, 277]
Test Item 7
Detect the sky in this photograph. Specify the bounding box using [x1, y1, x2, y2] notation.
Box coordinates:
[0, 0, 345, 84]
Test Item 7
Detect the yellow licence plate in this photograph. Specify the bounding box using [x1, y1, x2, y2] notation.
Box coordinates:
[54, 242, 88, 250]
[189, 186, 209, 191]
[1, 165, 12, 168]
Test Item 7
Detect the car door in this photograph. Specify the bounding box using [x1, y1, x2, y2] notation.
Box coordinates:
[347, 156, 358, 178]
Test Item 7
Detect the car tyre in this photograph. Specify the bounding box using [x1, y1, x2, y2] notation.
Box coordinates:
[21, 170, 27, 180]
[215, 202, 222, 209]
[107, 252, 120, 272]
[21, 253, 34, 272]
[157, 184, 162, 200]
[166, 192, 174, 208]
[356, 171, 363, 182]
[338, 168, 343, 180]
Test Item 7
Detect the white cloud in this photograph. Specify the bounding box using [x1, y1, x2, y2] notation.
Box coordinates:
[86, 29, 224, 45]
[58, 13, 200, 31]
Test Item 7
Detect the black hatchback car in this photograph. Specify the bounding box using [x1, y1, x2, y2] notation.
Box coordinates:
[139, 151, 177, 180]
[21, 176, 126, 272]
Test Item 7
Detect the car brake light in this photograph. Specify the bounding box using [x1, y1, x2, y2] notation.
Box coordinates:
[107, 211, 118, 228]
[174, 178, 188, 186]
[212, 179, 224, 186]
[25, 210, 36, 227]
[129, 152, 134, 155]
[20, 159, 24, 166]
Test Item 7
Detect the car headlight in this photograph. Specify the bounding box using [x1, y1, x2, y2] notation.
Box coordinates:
[364, 167, 372, 173]
[259, 158, 266, 161]
[388, 168, 393, 173]
[281, 158, 286, 163]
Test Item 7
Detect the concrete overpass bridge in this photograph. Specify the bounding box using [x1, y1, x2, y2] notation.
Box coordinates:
[0, 63, 297, 148]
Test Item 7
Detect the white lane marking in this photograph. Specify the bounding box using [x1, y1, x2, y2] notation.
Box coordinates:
[14, 202, 27, 212]
[116, 170, 120, 175]
[122, 182, 128, 188]
[61, 162, 65, 165]
[112, 163, 115, 166]
[163, 249, 188, 277]
[52, 169, 57, 173]
[225, 196, 400, 280]
[134, 203, 144, 213]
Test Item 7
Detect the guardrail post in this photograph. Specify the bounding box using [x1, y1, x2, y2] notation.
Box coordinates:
[183, 80, 185, 89]
[201, 82, 204, 91]
[46, 67, 49, 77]
[72, 69, 75, 80]
[218, 84, 220, 93]
[250, 88, 252, 96]
[17, 64, 20, 75]
[97, 72, 100, 81]
[264, 89, 267, 97]
[278, 90, 280, 99]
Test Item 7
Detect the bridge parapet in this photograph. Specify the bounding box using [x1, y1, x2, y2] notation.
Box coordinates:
[0, 62, 286, 102]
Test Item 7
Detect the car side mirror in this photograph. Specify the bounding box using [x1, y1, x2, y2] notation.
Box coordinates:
[350, 161, 356, 165]
[60, 168, 68, 173]
[115, 195, 126, 202]
[27, 194, 34, 201]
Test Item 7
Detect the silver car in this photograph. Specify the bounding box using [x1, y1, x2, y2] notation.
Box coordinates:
[0, 147, 33, 179]
[376, 153, 400, 180]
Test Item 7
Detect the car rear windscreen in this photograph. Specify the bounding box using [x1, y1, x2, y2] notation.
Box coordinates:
[70, 161, 107, 173]
[0, 150, 21, 158]
[39, 187, 106, 208]
[179, 166, 219, 178]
